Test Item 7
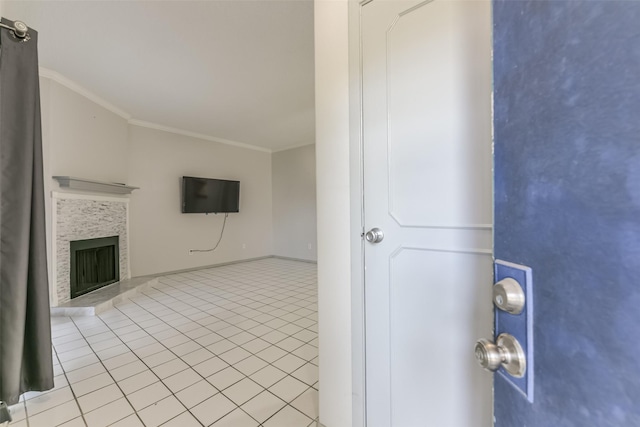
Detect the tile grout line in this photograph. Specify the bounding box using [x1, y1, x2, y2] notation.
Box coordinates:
[87, 307, 211, 427]
[68, 315, 151, 427]
[40, 259, 317, 426]
[112, 287, 267, 425]
[37, 345, 89, 427]
[120, 263, 318, 424]
[133, 280, 320, 393]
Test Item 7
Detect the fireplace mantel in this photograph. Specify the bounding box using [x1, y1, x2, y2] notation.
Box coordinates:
[53, 176, 139, 195]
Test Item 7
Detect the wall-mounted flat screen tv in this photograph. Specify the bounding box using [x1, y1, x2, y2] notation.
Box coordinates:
[181, 176, 240, 214]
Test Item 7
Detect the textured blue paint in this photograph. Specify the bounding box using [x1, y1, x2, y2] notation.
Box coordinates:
[493, 1, 640, 426]
[495, 260, 533, 402]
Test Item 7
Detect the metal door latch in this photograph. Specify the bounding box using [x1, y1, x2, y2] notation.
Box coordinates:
[365, 228, 384, 243]
[474, 333, 526, 378]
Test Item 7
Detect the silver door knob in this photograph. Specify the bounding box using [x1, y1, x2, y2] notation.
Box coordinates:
[365, 228, 384, 243]
[493, 278, 525, 314]
[474, 333, 526, 378]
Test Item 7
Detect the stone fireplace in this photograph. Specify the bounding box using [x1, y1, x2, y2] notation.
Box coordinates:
[53, 193, 130, 305]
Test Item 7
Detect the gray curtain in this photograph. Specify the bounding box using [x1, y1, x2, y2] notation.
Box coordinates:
[0, 18, 53, 405]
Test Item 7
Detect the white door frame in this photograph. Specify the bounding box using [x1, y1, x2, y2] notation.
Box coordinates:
[348, 1, 367, 426]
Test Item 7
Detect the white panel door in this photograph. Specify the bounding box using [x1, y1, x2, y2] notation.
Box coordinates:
[362, 1, 493, 426]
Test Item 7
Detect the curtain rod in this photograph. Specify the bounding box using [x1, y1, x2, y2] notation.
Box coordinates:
[0, 20, 28, 39]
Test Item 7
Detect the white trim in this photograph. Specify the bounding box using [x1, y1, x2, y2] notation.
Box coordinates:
[271, 141, 315, 153]
[50, 197, 59, 307]
[142, 256, 274, 278]
[39, 67, 132, 120]
[272, 255, 317, 264]
[39, 67, 275, 154]
[391, 246, 493, 257]
[52, 191, 130, 204]
[350, 0, 366, 426]
[53, 176, 138, 195]
[399, 0, 434, 17]
[389, 216, 493, 230]
[126, 204, 132, 280]
[128, 119, 272, 153]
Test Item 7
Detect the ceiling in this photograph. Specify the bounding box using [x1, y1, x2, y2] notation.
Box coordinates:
[3, 0, 315, 152]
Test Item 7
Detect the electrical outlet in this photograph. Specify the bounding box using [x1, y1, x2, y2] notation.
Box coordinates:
[308, 243, 312, 250]
[242, 243, 246, 249]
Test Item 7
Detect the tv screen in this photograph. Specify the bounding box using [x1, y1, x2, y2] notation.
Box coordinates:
[182, 176, 240, 214]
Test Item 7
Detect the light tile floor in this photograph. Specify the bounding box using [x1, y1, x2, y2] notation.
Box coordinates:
[8, 258, 318, 427]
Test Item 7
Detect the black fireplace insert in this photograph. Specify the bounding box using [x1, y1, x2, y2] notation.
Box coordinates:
[70, 236, 120, 299]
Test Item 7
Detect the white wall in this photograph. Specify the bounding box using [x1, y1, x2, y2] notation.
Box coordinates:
[39, 77, 131, 302]
[48, 79, 130, 183]
[272, 145, 317, 261]
[315, 1, 354, 425]
[127, 125, 273, 277]
[38, 75, 274, 280]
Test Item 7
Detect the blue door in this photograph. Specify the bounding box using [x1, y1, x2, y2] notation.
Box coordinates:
[492, 1, 640, 426]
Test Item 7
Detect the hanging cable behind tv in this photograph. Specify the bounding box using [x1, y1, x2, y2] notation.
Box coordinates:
[189, 213, 228, 253]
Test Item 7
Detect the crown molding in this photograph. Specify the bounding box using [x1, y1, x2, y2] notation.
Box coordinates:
[39, 67, 132, 120]
[128, 120, 271, 153]
[271, 141, 315, 153]
[39, 67, 273, 154]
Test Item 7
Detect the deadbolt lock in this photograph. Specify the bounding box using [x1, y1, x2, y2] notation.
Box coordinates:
[474, 333, 526, 378]
[493, 278, 525, 315]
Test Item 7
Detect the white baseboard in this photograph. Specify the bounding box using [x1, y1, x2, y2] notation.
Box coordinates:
[272, 255, 317, 264]
[138, 255, 316, 279]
